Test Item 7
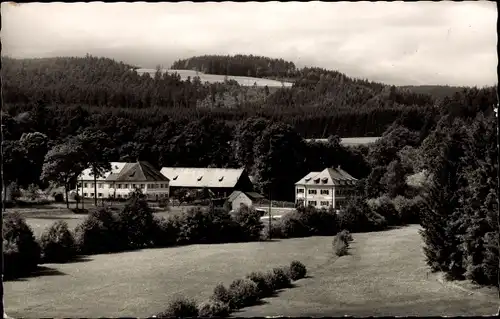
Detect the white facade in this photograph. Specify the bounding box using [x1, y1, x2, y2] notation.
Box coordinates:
[295, 184, 355, 210]
[76, 161, 170, 200]
[78, 181, 170, 200]
[295, 167, 358, 210]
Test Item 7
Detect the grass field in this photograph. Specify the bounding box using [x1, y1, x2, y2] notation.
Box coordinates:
[4, 225, 498, 317]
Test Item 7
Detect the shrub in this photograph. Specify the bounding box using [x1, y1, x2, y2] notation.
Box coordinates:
[151, 215, 181, 247]
[339, 198, 388, 233]
[40, 220, 77, 263]
[75, 208, 126, 254]
[157, 296, 199, 318]
[333, 231, 350, 256]
[337, 229, 353, 243]
[261, 219, 286, 240]
[269, 267, 292, 290]
[393, 195, 423, 225]
[227, 278, 260, 309]
[277, 211, 309, 238]
[71, 208, 89, 215]
[3, 212, 41, 278]
[333, 239, 349, 256]
[368, 196, 400, 226]
[288, 261, 307, 281]
[295, 206, 339, 236]
[231, 204, 264, 241]
[211, 283, 231, 305]
[246, 271, 274, 297]
[177, 206, 238, 244]
[197, 299, 231, 318]
[117, 190, 157, 249]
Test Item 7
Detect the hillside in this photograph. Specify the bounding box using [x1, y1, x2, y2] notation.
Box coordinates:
[400, 85, 466, 101]
[2, 53, 481, 140]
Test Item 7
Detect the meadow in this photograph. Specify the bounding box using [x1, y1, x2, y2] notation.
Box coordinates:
[135, 68, 294, 87]
[4, 225, 498, 317]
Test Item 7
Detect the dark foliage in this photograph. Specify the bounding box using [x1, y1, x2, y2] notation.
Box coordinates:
[288, 261, 307, 281]
[157, 296, 199, 318]
[3, 212, 41, 279]
[40, 220, 77, 263]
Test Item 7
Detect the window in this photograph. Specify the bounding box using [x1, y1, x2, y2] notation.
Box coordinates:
[117, 194, 122, 198]
[98, 193, 103, 197]
[77, 183, 82, 188]
[124, 184, 128, 189]
[296, 188, 304, 194]
[160, 184, 163, 188]
[84, 183, 88, 188]
[132, 184, 136, 189]
[320, 201, 330, 206]
[117, 184, 122, 189]
[91, 183, 95, 188]
[320, 189, 329, 195]
[308, 201, 317, 206]
[90, 193, 94, 197]
[84, 193, 88, 197]
[140, 184, 145, 189]
[98, 183, 103, 189]
[308, 189, 317, 195]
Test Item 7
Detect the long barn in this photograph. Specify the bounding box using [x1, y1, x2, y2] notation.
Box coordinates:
[160, 167, 254, 198]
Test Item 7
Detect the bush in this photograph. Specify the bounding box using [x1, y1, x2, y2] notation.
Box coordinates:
[277, 211, 309, 238]
[75, 208, 126, 254]
[295, 206, 339, 236]
[151, 215, 181, 247]
[40, 220, 77, 263]
[177, 206, 238, 244]
[3, 212, 41, 278]
[71, 208, 89, 215]
[197, 299, 231, 318]
[261, 219, 286, 240]
[368, 196, 400, 226]
[333, 239, 349, 256]
[117, 190, 157, 249]
[246, 271, 274, 297]
[339, 198, 388, 233]
[333, 231, 351, 256]
[157, 296, 199, 318]
[231, 204, 264, 241]
[337, 229, 353, 243]
[288, 261, 307, 281]
[227, 278, 260, 309]
[211, 283, 231, 305]
[393, 195, 423, 225]
[269, 267, 292, 290]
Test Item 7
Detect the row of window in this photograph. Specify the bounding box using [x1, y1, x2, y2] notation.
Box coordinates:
[296, 188, 355, 196]
[82, 193, 169, 198]
[296, 199, 347, 208]
[80, 183, 167, 189]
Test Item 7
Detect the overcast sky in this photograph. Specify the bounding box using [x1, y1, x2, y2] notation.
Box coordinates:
[1, 1, 497, 86]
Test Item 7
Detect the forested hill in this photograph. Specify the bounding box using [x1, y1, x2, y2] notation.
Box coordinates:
[3, 54, 494, 140]
[400, 85, 466, 100]
[171, 54, 297, 78]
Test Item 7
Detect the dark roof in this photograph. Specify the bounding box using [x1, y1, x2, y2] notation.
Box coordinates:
[107, 161, 169, 182]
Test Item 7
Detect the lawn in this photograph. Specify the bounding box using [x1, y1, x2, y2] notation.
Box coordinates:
[4, 225, 498, 317]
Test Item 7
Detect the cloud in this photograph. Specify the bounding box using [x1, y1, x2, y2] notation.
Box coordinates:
[1, 1, 497, 86]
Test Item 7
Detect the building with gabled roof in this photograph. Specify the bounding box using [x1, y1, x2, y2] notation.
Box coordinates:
[295, 166, 358, 210]
[226, 190, 267, 211]
[160, 167, 254, 198]
[77, 161, 170, 201]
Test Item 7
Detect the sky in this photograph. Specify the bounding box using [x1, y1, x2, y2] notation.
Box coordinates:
[1, 1, 497, 87]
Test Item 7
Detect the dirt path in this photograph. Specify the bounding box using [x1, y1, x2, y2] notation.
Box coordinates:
[236, 225, 499, 317]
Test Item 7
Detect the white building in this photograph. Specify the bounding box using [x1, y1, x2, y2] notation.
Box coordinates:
[295, 166, 358, 210]
[77, 161, 170, 201]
